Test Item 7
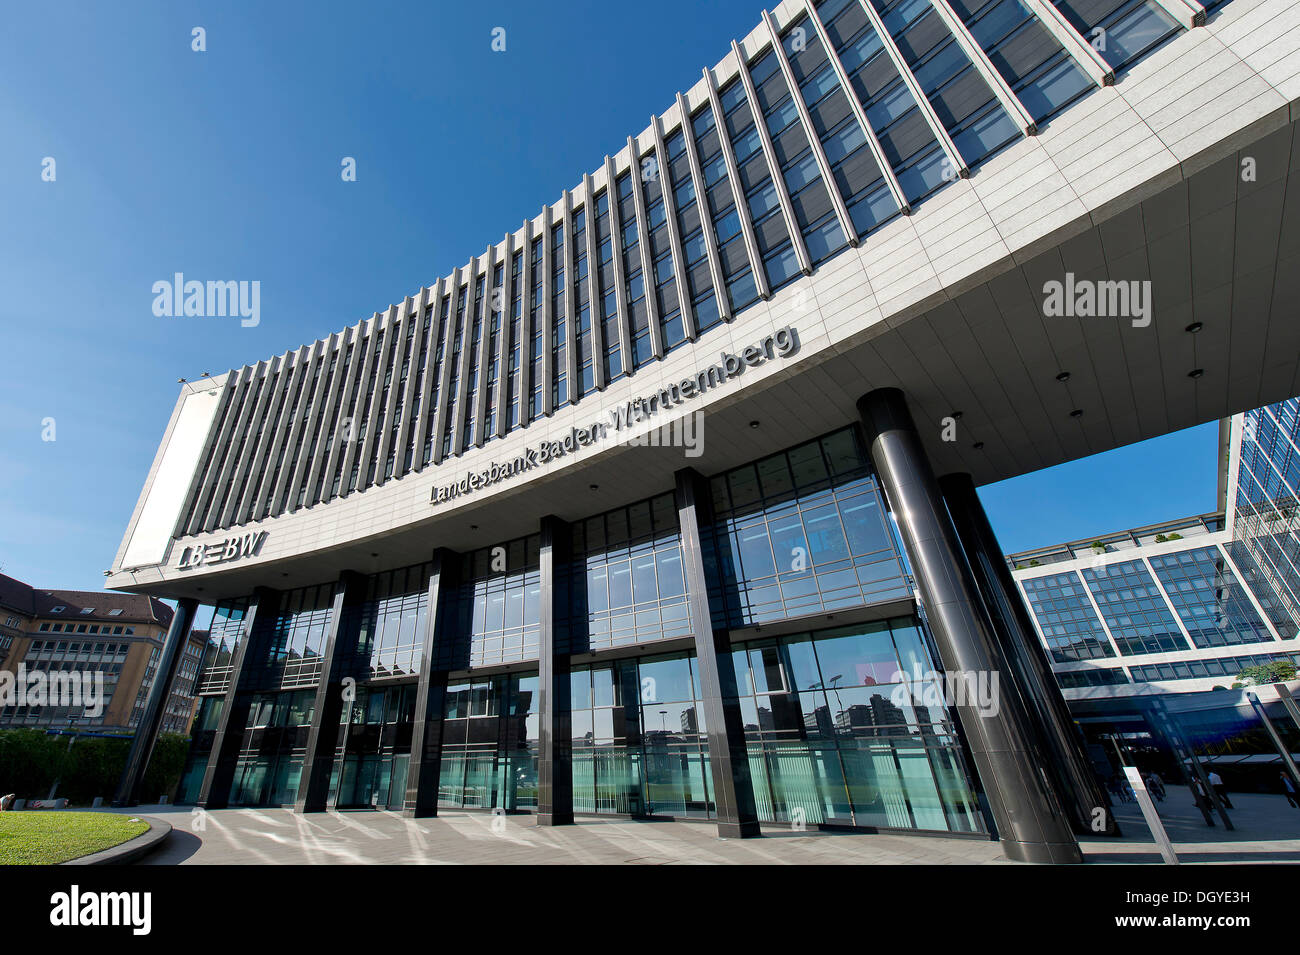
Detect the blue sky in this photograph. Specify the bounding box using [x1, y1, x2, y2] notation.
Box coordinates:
[0, 0, 1222, 595]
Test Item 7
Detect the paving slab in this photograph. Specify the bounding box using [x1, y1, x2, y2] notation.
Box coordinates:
[97, 789, 1300, 864]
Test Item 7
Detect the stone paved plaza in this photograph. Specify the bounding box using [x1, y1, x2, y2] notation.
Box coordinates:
[93, 787, 1300, 865]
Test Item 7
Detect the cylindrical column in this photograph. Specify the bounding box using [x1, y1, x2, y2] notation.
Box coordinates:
[857, 388, 1081, 863]
[939, 471, 1119, 837]
[113, 597, 200, 807]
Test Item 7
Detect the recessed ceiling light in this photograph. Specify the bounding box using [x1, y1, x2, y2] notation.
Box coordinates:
[1056, 372, 1071, 382]
[589, 484, 599, 491]
[951, 411, 963, 420]
[748, 420, 760, 429]
[973, 441, 985, 450]
[1188, 368, 1204, 379]
[1185, 322, 1203, 333]
[1070, 409, 1084, 418]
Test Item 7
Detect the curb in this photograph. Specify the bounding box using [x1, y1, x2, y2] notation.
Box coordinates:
[63, 816, 172, 866]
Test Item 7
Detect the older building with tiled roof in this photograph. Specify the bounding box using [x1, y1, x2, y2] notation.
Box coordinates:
[0, 573, 204, 736]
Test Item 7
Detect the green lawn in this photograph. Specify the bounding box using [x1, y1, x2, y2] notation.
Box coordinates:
[0, 811, 149, 865]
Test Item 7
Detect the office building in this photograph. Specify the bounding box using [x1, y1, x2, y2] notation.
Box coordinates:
[0, 577, 192, 734]
[107, 0, 1300, 862]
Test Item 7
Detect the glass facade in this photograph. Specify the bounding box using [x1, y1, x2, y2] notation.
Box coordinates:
[707, 427, 911, 628]
[868, 0, 1021, 167]
[179, 425, 988, 835]
[1148, 547, 1272, 649]
[229, 690, 315, 807]
[950, 0, 1094, 123]
[263, 583, 333, 688]
[732, 618, 984, 832]
[1230, 397, 1300, 640]
[176, 694, 225, 803]
[1020, 571, 1115, 663]
[715, 74, 803, 294]
[359, 562, 431, 679]
[195, 598, 249, 694]
[335, 683, 415, 810]
[747, 44, 851, 266]
[1018, 501, 1293, 690]
[571, 652, 711, 818]
[570, 494, 691, 651]
[444, 536, 541, 669]
[1082, 559, 1188, 655]
[1050, 0, 1181, 72]
[438, 673, 538, 811]
[1024, 552, 1285, 674]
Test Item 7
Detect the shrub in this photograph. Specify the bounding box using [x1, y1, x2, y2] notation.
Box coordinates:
[0, 729, 190, 804]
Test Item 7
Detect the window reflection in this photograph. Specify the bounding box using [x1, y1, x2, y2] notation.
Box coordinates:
[709, 428, 911, 625]
[438, 673, 538, 812]
[732, 618, 985, 833]
[573, 493, 692, 649]
[570, 652, 711, 818]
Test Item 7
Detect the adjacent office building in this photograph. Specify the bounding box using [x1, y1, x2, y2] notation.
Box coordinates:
[1008, 404, 1300, 786]
[0, 576, 206, 735]
[1011, 403, 1300, 700]
[1010, 510, 1300, 699]
[1225, 397, 1300, 645]
[108, 0, 1300, 862]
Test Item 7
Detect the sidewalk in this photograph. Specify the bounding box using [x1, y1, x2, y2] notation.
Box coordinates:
[98, 790, 1300, 864]
[106, 805, 1008, 865]
[1079, 790, 1300, 863]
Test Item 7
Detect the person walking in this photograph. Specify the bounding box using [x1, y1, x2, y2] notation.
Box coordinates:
[1190, 776, 1212, 814]
[1108, 774, 1129, 804]
[1146, 772, 1166, 802]
[1208, 770, 1234, 809]
[1282, 771, 1299, 808]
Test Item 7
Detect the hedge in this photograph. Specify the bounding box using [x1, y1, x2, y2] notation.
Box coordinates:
[0, 729, 190, 805]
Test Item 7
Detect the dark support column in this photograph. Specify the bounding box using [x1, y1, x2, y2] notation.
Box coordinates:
[675, 468, 761, 839]
[404, 548, 459, 817]
[113, 597, 200, 807]
[197, 587, 279, 809]
[857, 389, 1081, 863]
[296, 570, 367, 813]
[537, 515, 574, 826]
[939, 472, 1119, 838]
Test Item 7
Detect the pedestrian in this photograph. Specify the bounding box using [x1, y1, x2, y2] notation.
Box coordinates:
[1281, 772, 1299, 808]
[1146, 772, 1166, 802]
[1208, 770, 1234, 809]
[1108, 774, 1128, 804]
[1190, 776, 1211, 812]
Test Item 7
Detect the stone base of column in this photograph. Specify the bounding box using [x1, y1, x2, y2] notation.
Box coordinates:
[716, 820, 762, 839]
[1001, 839, 1084, 864]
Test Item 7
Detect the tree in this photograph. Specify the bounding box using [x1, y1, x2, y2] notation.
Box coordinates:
[1232, 660, 1298, 688]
